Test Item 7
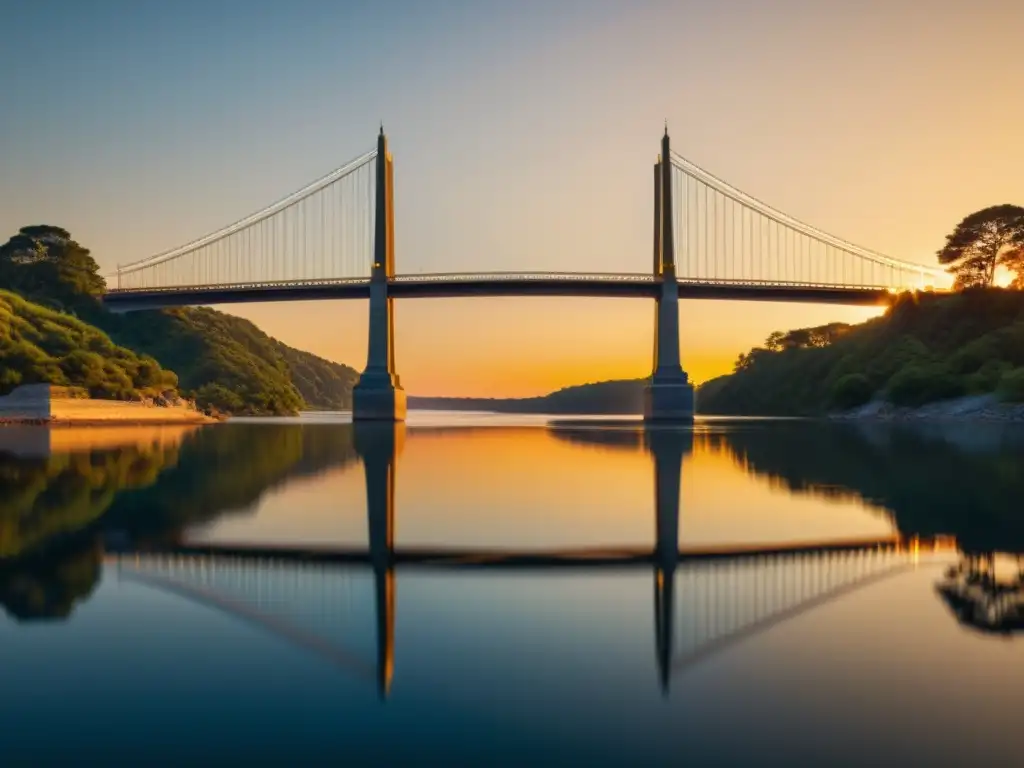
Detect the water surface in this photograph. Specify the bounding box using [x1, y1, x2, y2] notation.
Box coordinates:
[1, 412, 1022, 765]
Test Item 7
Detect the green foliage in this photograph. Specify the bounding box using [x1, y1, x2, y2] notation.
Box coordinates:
[936, 205, 1024, 289]
[830, 373, 873, 410]
[997, 368, 1024, 402]
[271, 339, 359, 410]
[0, 226, 106, 315]
[965, 359, 1012, 394]
[0, 290, 178, 399]
[100, 307, 305, 415]
[885, 363, 965, 407]
[100, 309, 359, 415]
[699, 289, 1024, 415]
[767, 323, 852, 351]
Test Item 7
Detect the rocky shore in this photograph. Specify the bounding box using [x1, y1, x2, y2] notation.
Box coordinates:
[832, 394, 1024, 422]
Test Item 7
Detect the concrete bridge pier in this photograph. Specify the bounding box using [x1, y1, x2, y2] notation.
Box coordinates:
[644, 128, 695, 423]
[645, 277, 695, 422]
[353, 128, 407, 422]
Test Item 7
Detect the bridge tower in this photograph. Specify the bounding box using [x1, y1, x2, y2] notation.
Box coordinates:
[353, 127, 407, 421]
[645, 128, 695, 422]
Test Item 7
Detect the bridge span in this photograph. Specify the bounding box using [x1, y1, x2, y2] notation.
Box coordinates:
[103, 274, 897, 312]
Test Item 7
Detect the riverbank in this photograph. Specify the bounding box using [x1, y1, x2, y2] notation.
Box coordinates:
[0, 384, 218, 426]
[832, 394, 1024, 422]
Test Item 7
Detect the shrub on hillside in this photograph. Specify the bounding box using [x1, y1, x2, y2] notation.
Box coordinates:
[830, 373, 875, 410]
[997, 368, 1024, 402]
[0, 290, 178, 400]
[965, 359, 1012, 394]
[885, 364, 965, 407]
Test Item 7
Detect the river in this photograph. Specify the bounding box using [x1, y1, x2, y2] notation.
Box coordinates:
[1, 411, 1022, 765]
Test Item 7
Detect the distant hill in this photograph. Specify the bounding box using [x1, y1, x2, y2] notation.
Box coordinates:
[410, 378, 648, 415]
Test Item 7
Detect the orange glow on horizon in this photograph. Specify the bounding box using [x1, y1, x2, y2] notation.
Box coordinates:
[228, 297, 901, 398]
[993, 267, 1015, 288]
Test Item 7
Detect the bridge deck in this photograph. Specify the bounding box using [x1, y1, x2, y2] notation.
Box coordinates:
[104, 275, 902, 311]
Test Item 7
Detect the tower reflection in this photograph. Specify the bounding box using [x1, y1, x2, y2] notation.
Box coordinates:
[644, 426, 694, 694]
[351, 420, 695, 698]
[353, 422, 404, 699]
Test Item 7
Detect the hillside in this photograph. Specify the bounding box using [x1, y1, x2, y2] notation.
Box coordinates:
[0, 225, 358, 416]
[0, 289, 179, 401]
[698, 289, 1024, 416]
[271, 339, 359, 411]
[101, 308, 361, 415]
[409, 379, 647, 414]
[100, 307, 305, 415]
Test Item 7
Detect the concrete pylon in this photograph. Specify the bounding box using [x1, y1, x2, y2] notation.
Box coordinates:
[644, 127, 695, 423]
[353, 128, 407, 421]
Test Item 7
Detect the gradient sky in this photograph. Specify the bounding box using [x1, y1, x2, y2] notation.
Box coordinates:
[2, 0, 1022, 397]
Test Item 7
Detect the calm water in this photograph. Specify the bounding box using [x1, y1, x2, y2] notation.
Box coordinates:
[2, 412, 1024, 765]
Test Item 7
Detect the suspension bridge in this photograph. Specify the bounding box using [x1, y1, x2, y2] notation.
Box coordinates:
[103, 421, 955, 698]
[103, 128, 945, 422]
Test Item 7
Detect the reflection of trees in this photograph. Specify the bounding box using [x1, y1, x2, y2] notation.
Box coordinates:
[101, 424, 357, 546]
[710, 421, 1024, 553]
[0, 443, 180, 557]
[0, 539, 102, 622]
[546, 422, 645, 451]
[936, 554, 1024, 635]
[0, 424, 360, 620]
[0, 424, 358, 559]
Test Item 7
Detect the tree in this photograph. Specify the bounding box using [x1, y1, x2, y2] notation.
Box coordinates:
[936, 205, 1024, 289]
[0, 225, 106, 313]
[830, 373, 874, 410]
[764, 331, 785, 352]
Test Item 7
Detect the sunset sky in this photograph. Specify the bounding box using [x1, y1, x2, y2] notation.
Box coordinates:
[2, 0, 1022, 397]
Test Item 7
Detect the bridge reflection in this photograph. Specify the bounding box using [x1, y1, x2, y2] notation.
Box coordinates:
[108, 421, 951, 700]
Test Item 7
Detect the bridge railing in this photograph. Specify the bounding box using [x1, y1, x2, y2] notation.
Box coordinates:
[390, 271, 657, 283]
[105, 276, 374, 295]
